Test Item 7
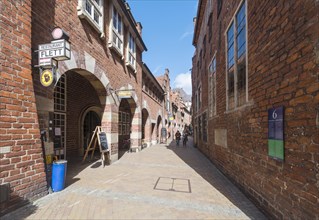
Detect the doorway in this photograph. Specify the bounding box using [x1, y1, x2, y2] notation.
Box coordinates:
[118, 99, 132, 158]
[83, 110, 101, 153]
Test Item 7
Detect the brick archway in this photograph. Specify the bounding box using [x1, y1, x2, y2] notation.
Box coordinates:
[56, 51, 119, 162]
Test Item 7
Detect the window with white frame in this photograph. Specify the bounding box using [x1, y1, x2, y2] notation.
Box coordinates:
[208, 56, 216, 117]
[126, 32, 136, 69]
[110, 5, 123, 54]
[53, 74, 67, 155]
[77, 0, 104, 35]
[226, 1, 247, 110]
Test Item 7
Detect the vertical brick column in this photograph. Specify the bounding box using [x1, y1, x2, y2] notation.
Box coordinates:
[131, 109, 142, 152]
[101, 95, 119, 163]
[0, 0, 47, 215]
[144, 118, 152, 147]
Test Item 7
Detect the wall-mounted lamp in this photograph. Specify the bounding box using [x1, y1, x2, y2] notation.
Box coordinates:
[51, 27, 70, 41]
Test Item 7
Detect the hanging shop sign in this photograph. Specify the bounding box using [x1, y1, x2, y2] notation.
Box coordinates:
[168, 113, 174, 121]
[117, 90, 133, 99]
[36, 27, 71, 87]
[268, 106, 284, 160]
[40, 69, 54, 87]
[38, 39, 71, 63]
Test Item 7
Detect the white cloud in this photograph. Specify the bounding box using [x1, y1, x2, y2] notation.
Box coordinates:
[179, 31, 193, 40]
[173, 72, 192, 95]
[153, 65, 162, 74]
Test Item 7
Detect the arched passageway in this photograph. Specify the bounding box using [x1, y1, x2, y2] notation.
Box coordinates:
[118, 98, 136, 158]
[53, 69, 106, 162]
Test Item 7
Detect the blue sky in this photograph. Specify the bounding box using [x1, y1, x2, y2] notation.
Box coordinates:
[127, 0, 198, 95]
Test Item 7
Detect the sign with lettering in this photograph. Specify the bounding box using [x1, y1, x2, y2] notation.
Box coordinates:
[268, 106, 284, 160]
[38, 39, 71, 66]
[98, 132, 108, 152]
[118, 90, 132, 99]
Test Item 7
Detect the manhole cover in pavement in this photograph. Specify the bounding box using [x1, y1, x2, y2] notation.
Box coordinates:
[154, 177, 191, 193]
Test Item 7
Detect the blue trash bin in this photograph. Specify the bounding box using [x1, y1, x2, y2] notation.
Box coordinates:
[51, 160, 67, 192]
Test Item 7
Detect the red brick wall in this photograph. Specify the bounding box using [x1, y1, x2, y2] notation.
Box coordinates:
[0, 0, 48, 215]
[192, 0, 318, 219]
[142, 91, 163, 143]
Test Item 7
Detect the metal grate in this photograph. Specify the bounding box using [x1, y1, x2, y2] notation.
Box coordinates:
[154, 177, 191, 193]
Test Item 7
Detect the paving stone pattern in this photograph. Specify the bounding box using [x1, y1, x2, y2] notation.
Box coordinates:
[2, 138, 266, 219]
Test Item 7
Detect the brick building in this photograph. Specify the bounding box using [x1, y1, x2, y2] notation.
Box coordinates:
[0, 0, 167, 215]
[156, 69, 173, 140]
[171, 90, 191, 132]
[192, 0, 318, 219]
[142, 63, 165, 146]
[1, 0, 48, 214]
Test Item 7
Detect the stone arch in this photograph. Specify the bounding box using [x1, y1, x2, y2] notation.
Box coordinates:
[55, 51, 118, 162]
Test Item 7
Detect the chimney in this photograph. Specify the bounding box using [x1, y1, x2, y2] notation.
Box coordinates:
[165, 68, 169, 76]
[193, 17, 197, 27]
[125, 2, 130, 10]
[136, 22, 143, 36]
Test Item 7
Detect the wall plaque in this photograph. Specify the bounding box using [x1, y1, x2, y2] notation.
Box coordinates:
[268, 106, 284, 160]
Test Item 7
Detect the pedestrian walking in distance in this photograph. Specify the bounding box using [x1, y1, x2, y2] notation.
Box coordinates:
[182, 128, 189, 147]
[175, 130, 181, 146]
[183, 133, 188, 147]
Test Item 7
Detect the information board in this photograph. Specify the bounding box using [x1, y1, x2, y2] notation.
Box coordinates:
[98, 132, 108, 152]
[268, 106, 284, 160]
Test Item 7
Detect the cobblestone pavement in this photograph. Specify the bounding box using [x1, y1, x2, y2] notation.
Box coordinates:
[3, 137, 267, 219]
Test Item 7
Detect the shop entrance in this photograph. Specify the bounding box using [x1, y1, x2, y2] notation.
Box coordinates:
[83, 110, 101, 153]
[52, 70, 106, 163]
[118, 98, 134, 158]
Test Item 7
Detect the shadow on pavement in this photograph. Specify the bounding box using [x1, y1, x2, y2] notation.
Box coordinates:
[166, 137, 266, 219]
[65, 152, 104, 187]
[1, 195, 38, 220]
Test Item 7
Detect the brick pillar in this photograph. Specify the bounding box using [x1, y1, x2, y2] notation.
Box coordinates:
[101, 96, 118, 163]
[0, 0, 47, 215]
[130, 108, 141, 152]
[144, 117, 151, 147]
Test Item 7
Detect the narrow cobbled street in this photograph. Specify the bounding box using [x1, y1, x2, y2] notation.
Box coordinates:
[3, 137, 266, 219]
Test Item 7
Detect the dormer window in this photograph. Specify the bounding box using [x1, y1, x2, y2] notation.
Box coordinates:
[126, 33, 136, 70]
[109, 5, 123, 55]
[78, 0, 104, 37]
